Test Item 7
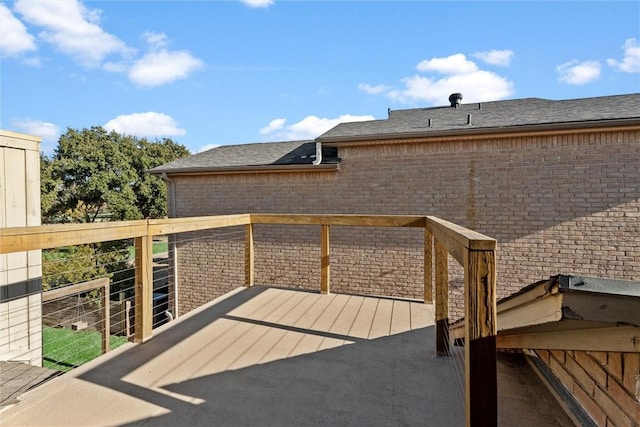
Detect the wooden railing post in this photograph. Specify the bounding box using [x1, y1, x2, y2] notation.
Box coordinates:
[320, 225, 330, 294]
[245, 224, 254, 287]
[464, 249, 497, 427]
[125, 300, 132, 338]
[424, 228, 433, 303]
[435, 241, 449, 357]
[134, 235, 153, 343]
[101, 281, 110, 354]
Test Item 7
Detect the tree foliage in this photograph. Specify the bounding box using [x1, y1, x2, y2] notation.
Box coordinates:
[42, 126, 189, 223]
[40, 154, 59, 218]
[41, 127, 189, 291]
[133, 138, 191, 219]
[42, 244, 119, 291]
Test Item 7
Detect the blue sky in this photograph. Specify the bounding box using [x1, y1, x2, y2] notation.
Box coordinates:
[1, 1, 639, 155]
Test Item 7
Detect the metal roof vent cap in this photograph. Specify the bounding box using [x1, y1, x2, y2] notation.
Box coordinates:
[449, 93, 463, 108]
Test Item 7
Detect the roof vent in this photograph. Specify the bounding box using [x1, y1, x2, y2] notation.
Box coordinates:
[449, 93, 463, 108]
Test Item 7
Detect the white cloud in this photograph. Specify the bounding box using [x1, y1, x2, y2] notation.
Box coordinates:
[197, 143, 220, 153]
[104, 112, 186, 137]
[557, 60, 601, 85]
[240, 0, 274, 8]
[472, 50, 514, 67]
[607, 38, 640, 73]
[10, 1, 202, 87]
[103, 61, 128, 73]
[21, 56, 41, 67]
[416, 53, 478, 74]
[389, 72, 514, 104]
[143, 31, 169, 49]
[0, 3, 36, 57]
[260, 118, 287, 135]
[14, 0, 132, 68]
[358, 83, 392, 95]
[11, 118, 60, 143]
[129, 49, 204, 87]
[261, 114, 374, 141]
[362, 53, 514, 106]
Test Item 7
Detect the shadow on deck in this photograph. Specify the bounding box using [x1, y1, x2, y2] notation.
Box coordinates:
[0, 286, 570, 426]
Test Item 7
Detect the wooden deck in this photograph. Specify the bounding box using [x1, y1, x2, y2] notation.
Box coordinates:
[0, 286, 571, 426]
[0, 362, 59, 407]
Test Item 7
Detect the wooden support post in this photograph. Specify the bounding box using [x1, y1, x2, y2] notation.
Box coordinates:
[134, 235, 153, 343]
[424, 228, 433, 303]
[464, 249, 497, 427]
[125, 300, 132, 338]
[320, 225, 330, 294]
[101, 282, 110, 354]
[435, 241, 449, 357]
[245, 224, 254, 287]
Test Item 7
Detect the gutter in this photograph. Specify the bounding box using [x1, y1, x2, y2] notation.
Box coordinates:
[317, 118, 640, 145]
[150, 163, 339, 177]
[312, 141, 322, 165]
[161, 172, 177, 218]
[161, 172, 179, 318]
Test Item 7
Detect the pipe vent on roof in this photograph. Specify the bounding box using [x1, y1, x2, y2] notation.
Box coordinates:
[449, 93, 463, 108]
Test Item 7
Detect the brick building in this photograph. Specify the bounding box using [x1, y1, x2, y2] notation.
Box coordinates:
[151, 92, 640, 317]
[150, 92, 640, 426]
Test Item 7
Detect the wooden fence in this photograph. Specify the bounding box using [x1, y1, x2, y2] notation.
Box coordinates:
[42, 278, 110, 354]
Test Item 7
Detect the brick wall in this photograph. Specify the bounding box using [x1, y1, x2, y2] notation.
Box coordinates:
[170, 128, 640, 316]
[533, 349, 640, 426]
[175, 228, 245, 313]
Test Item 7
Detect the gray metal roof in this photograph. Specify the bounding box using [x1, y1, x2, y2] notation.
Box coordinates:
[149, 140, 317, 174]
[318, 93, 640, 142]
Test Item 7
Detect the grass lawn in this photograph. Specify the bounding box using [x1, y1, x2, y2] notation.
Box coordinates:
[43, 326, 129, 372]
[151, 241, 168, 255]
[127, 241, 169, 259]
[44, 241, 168, 262]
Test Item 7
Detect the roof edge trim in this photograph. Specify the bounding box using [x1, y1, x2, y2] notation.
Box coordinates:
[318, 118, 640, 145]
[148, 163, 339, 176]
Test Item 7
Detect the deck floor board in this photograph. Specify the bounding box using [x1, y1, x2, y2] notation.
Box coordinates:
[0, 286, 573, 427]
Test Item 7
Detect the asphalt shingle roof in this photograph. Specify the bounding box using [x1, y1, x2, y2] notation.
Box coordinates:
[318, 93, 640, 141]
[149, 140, 317, 173]
[150, 93, 640, 173]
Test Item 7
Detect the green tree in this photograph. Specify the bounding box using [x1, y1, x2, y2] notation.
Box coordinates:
[42, 245, 111, 291]
[44, 127, 138, 223]
[41, 127, 189, 291]
[40, 154, 60, 219]
[42, 127, 189, 223]
[132, 137, 190, 218]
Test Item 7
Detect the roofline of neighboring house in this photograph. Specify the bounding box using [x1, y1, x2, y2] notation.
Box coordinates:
[317, 117, 640, 145]
[148, 163, 339, 176]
